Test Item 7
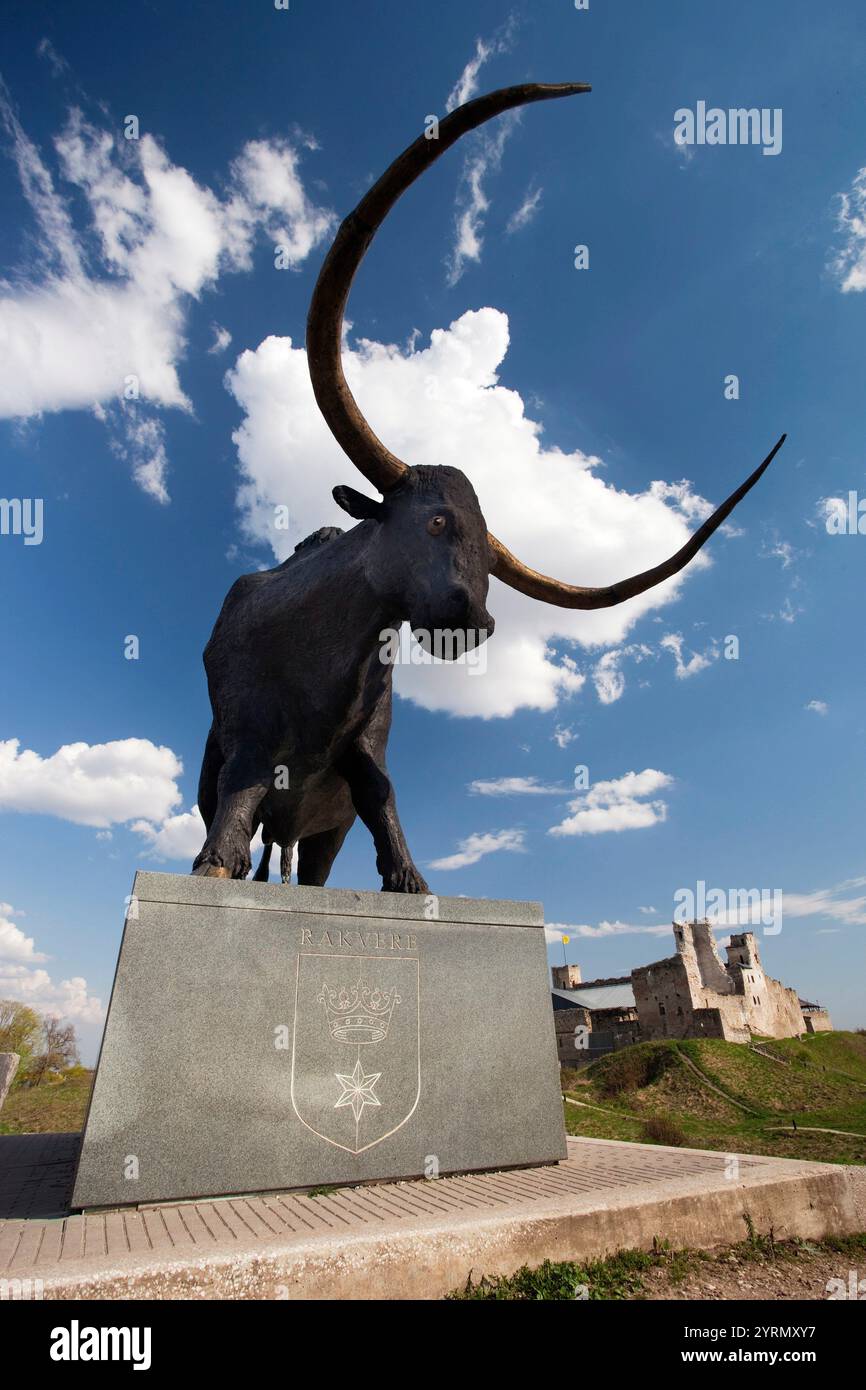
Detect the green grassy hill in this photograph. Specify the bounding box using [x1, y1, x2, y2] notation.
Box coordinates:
[562, 1032, 866, 1165]
[3, 1035, 865, 1167]
[0, 1068, 93, 1135]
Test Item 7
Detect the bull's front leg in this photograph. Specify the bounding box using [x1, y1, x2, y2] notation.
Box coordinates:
[192, 746, 271, 879]
[338, 744, 429, 893]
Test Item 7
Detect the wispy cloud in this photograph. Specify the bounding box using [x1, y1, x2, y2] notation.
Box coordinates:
[762, 537, 797, 569]
[659, 631, 719, 681]
[444, 22, 519, 285]
[445, 21, 516, 112]
[781, 880, 866, 927]
[592, 644, 654, 704]
[429, 827, 525, 870]
[506, 185, 542, 235]
[446, 112, 519, 286]
[831, 165, 866, 293]
[35, 37, 69, 78]
[208, 323, 232, 355]
[546, 918, 673, 942]
[469, 776, 565, 796]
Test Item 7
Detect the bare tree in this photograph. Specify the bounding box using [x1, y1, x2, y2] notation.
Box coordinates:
[30, 1017, 80, 1087]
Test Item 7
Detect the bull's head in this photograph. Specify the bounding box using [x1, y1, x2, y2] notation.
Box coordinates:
[307, 83, 784, 649]
[333, 466, 493, 653]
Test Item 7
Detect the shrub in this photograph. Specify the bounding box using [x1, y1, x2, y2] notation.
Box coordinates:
[641, 1116, 687, 1147]
[597, 1044, 678, 1097]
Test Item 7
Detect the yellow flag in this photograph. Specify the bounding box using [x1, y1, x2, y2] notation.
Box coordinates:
[562, 934, 570, 945]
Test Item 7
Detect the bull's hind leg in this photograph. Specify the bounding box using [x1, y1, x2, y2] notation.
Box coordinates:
[252, 836, 273, 882]
[296, 824, 351, 887]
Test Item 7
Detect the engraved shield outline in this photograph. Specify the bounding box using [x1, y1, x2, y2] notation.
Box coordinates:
[290, 952, 421, 1155]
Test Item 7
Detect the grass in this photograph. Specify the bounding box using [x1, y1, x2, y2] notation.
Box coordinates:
[561, 1032, 866, 1165]
[0, 1068, 93, 1134]
[448, 1232, 866, 1300]
[450, 1248, 663, 1300]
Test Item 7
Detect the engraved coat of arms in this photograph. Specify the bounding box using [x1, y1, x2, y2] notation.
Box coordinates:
[291, 953, 420, 1154]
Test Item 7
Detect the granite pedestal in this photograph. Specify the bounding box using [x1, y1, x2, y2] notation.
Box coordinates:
[72, 872, 566, 1210]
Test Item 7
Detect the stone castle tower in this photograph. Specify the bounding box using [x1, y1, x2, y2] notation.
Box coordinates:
[632, 920, 804, 1042]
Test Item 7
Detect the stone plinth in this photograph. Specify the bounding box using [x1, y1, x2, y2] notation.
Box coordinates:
[71, 872, 565, 1210]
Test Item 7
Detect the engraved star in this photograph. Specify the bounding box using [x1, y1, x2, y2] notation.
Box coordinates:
[334, 1059, 382, 1123]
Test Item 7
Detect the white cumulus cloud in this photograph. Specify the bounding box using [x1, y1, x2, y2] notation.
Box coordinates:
[0, 899, 103, 1024]
[0, 737, 183, 828]
[0, 901, 46, 963]
[131, 803, 293, 880]
[549, 768, 674, 838]
[0, 961, 103, 1024]
[227, 308, 724, 720]
[0, 85, 334, 499]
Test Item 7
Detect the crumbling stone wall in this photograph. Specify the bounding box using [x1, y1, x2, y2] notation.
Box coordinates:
[803, 1008, 832, 1033]
[553, 1006, 591, 1066]
[632, 922, 804, 1043]
[552, 1004, 639, 1066]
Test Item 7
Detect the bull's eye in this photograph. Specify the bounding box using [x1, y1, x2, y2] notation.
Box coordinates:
[427, 514, 447, 536]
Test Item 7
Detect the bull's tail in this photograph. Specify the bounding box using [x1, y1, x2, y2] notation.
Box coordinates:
[253, 839, 295, 882]
[280, 844, 294, 884]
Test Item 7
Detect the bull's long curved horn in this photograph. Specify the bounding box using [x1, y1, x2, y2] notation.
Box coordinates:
[306, 82, 590, 493]
[307, 83, 784, 606]
[490, 433, 787, 608]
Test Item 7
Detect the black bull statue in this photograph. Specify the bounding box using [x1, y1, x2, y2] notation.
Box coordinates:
[192, 82, 785, 891]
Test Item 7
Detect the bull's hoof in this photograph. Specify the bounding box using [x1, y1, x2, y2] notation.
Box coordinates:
[382, 864, 429, 894]
[191, 864, 232, 878]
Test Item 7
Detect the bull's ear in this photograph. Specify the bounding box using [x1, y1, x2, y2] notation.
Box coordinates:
[332, 485, 384, 521]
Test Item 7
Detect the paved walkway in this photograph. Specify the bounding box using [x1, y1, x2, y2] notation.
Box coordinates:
[0, 1132, 862, 1299]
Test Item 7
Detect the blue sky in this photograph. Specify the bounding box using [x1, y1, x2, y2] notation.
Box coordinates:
[1, 0, 865, 1062]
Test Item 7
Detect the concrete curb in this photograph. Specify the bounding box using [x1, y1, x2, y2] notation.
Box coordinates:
[2, 1136, 862, 1300]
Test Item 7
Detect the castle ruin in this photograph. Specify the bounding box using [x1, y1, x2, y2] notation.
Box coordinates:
[632, 921, 807, 1043]
[552, 920, 831, 1065]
